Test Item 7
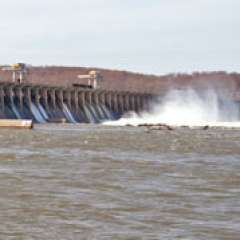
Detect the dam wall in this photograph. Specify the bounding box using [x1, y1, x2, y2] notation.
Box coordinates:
[0, 83, 154, 123]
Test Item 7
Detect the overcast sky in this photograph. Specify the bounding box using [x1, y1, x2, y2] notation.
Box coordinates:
[0, 0, 239, 75]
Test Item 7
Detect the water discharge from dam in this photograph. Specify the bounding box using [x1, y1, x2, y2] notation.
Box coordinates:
[103, 88, 240, 127]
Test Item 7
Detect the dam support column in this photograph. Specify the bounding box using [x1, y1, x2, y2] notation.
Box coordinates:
[137, 94, 141, 112]
[40, 88, 49, 111]
[105, 92, 112, 112]
[85, 90, 97, 122]
[21, 86, 34, 119]
[0, 87, 4, 111]
[69, 90, 79, 122]
[139, 95, 146, 112]
[4, 87, 17, 119]
[98, 91, 105, 106]
[98, 91, 107, 119]
[78, 91, 88, 123]
[72, 91, 79, 112]
[56, 89, 63, 111]
[92, 91, 99, 118]
[129, 94, 135, 111]
[5, 87, 14, 110]
[142, 94, 151, 112]
[15, 87, 23, 110]
[92, 91, 98, 106]
[85, 90, 92, 107]
[136, 94, 141, 113]
[90, 91, 100, 120]
[32, 88, 40, 108]
[134, 94, 138, 112]
[117, 93, 124, 115]
[112, 93, 118, 115]
[65, 90, 71, 110]
[123, 93, 130, 112]
[50, 89, 56, 110]
[23, 87, 32, 110]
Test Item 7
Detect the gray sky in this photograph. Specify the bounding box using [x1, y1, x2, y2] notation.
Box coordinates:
[0, 0, 239, 75]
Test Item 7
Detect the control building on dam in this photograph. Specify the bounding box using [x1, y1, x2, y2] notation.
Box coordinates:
[0, 63, 154, 123]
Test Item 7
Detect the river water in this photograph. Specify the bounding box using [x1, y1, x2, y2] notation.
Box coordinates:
[0, 124, 240, 239]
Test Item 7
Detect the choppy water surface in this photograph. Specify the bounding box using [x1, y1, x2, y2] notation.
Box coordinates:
[0, 124, 240, 239]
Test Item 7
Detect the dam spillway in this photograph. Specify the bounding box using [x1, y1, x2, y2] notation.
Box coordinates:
[0, 82, 153, 123]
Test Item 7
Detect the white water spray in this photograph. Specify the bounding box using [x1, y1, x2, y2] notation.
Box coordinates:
[103, 88, 240, 127]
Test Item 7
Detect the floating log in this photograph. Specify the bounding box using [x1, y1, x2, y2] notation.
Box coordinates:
[170, 125, 209, 130]
[46, 118, 67, 123]
[145, 124, 240, 130]
[0, 119, 33, 129]
[148, 124, 172, 130]
[144, 124, 209, 130]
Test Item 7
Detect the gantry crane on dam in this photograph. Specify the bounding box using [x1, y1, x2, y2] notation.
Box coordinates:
[2, 63, 28, 83]
[76, 70, 103, 89]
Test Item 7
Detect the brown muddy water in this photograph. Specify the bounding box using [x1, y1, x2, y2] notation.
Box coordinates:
[0, 124, 240, 239]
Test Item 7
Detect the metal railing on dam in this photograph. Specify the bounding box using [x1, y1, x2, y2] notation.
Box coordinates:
[0, 82, 154, 123]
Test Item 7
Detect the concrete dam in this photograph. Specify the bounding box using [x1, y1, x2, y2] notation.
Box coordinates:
[0, 82, 153, 124]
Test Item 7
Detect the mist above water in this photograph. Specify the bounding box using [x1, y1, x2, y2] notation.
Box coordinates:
[103, 88, 240, 126]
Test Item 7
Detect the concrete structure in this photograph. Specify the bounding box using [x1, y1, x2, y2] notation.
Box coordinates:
[0, 82, 153, 123]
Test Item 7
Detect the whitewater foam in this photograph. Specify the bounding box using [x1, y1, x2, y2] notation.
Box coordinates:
[102, 88, 240, 127]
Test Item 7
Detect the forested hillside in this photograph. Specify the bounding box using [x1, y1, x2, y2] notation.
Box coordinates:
[1, 65, 240, 98]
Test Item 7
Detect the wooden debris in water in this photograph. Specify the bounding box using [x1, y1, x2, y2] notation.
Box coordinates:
[143, 123, 240, 130]
[46, 118, 67, 123]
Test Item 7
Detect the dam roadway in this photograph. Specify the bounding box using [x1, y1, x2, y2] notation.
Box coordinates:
[0, 82, 154, 123]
